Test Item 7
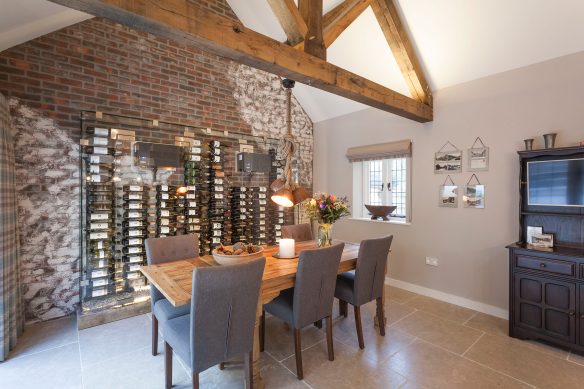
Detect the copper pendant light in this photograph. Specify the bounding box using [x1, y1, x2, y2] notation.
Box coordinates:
[270, 79, 310, 207]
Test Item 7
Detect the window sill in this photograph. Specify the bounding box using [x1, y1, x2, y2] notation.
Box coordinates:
[347, 217, 411, 226]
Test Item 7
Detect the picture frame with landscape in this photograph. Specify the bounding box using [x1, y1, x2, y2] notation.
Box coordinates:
[468, 146, 489, 171]
[434, 150, 462, 174]
[463, 184, 485, 208]
[439, 184, 458, 207]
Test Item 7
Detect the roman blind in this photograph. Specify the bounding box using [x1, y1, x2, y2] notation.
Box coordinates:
[346, 139, 412, 162]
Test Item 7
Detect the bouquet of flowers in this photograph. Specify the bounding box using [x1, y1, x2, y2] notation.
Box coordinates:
[303, 192, 351, 225]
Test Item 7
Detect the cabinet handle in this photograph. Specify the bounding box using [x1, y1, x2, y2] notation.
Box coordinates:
[569, 310, 575, 316]
[539, 263, 546, 268]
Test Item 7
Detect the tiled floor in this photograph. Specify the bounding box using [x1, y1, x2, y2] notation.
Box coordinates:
[3, 285, 584, 388]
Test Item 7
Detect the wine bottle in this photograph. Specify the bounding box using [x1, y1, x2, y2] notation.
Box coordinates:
[84, 146, 115, 155]
[122, 219, 144, 228]
[123, 210, 147, 219]
[85, 127, 110, 137]
[122, 246, 144, 255]
[123, 192, 144, 201]
[122, 185, 144, 192]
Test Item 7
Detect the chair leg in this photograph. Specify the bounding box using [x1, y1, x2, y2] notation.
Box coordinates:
[219, 362, 225, 370]
[293, 328, 303, 380]
[376, 297, 386, 336]
[165, 342, 173, 389]
[244, 351, 253, 389]
[325, 315, 334, 361]
[192, 372, 199, 389]
[260, 309, 265, 352]
[354, 305, 365, 349]
[339, 300, 348, 318]
[152, 315, 159, 356]
[314, 320, 322, 329]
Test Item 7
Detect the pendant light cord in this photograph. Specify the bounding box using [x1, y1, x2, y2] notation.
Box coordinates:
[280, 85, 296, 190]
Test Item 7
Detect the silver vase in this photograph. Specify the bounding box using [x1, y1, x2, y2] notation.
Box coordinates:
[543, 133, 557, 149]
[523, 138, 534, 150]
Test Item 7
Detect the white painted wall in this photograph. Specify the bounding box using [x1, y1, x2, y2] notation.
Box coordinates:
[314, 51, 584, 311]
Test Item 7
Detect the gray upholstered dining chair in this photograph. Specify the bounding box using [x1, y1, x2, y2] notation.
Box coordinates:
[281, 223, 313, 241]
[145, 234, 199, 356]
[161, 257, 266, 389]
[335, 235, 393, 349]
[261, 243, 345, 380]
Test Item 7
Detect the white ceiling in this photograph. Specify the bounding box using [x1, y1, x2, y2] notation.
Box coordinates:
[0, 0, 91, 52]
[2, 0, 584, 123]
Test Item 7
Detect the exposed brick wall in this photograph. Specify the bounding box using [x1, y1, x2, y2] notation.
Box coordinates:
[0, 16, 313, 322]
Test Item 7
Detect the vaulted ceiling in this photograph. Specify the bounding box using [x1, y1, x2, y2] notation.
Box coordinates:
[2, 0, 584, 122]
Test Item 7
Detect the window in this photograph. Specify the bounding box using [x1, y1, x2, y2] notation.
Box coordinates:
[353, 157, 411, 221]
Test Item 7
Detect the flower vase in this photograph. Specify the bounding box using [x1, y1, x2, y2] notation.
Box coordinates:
[318, 223, 333, 247]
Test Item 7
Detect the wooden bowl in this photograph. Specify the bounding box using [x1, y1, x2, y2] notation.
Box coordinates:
[212, 245, 264, 265]
[364, 204, 397, 221]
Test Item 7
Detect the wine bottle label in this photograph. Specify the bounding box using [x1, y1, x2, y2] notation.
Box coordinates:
[185, 193, 195, 200]
[159, 193, 169, 200]
[213, 230, 222, 236]
[91, 175, 102, 183]
[278, 218, 284, 223]
[92, 127, 109, 137]
[241, 187, 247, 192]
[276, 237, 281, 243]
[92, 147, 108, 155]
[159, 185, 168, 191]
[128, 220, 142, 228]
[190, 147, 201, 154]
[97, 250, 105, 259]
[258, 194, 266, 199]
[127, 230, 142, 237]
[96, 241, 104, 249]
[190, 225, 201, 231]
[90, 156, 101, 164]
[92, 288, 107, 297]
[215, 178, 223, 184]
[128, 203, 142, 209]
[93, 137, 108, 146]
[215, 186, 223, 192]
[127, 246, 142, 254]
[91, 269, 108, 278]
[213, 223, 222, 229]
[277, 168, 284, 174]
[258, 213, 266, 218]
[188, 201, 197, 208]
[240, 201, 246, 206]
[212, 237, 221, 244]
[127, 256, 143, 263]
[159, 210, 170, 217]
[214, 148, 221, 155]
[190, 155, 201, 162]
[213, 156, 221, 163]
[188, 209, 197, 215]
[90, 223, 108, 230]
[276, 231, 282, 236]
[128, 185, 142, 192]
[240, 208, 247, 213]
[159, 218, 170, 226]
[90, 213, 109, 220]
[259, 221, 265, 225]
[241, 215, 247, 220]
[259, 233, 266, 238]
[275, 225, 281, 230]
[259, 200, 266, 205]
[127, 272, 140, 280]
[159, 227, 170, 234]
[127, 193, 142, 200]
[127, 211, 141, 218]
[189, 218, 200, 224]
[187, 185, 196, 191]
[90, 232, 108, 240]
[212, 141, 220, 147]
[159, 201, 167, 208]
[240, 194, 246, 199]
[215, 194, 223, 199]
[128, 264, 141, 272]
[259, 207, 266, 212]
[259, 187, 267, 192]
[127, 238, 142, 246]
[89, 165, 101, 174]
[92, 278, 108, 287]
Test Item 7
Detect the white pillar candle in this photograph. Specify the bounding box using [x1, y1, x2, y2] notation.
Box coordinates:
[279, 238, 295, 258]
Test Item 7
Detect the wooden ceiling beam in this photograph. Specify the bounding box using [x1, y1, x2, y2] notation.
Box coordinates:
[267, 0, 308, 46]
[322, 0, 371, 48]
[303, 0, 326, 60]
[48, 0, 433, 122]
[371, 0, 432, 105]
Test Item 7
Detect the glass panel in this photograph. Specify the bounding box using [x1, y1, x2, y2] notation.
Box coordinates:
[391, 158, 407, 218]
[367, 160, 383, 205]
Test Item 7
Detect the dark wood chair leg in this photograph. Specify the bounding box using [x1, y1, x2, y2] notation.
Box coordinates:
[165, 342, 173, 389]
[293, 328, 303, 380]
[376, 297, 386, 336]
[339, 300, 348, 318]
[260, 309, 265, 352]
[354, 305, 365, 349]
[325, 315, 334, 361]
[244, 351, 253, 389]
[314, 320, 322, 329]
[219, 362, 225, 370]
[152, 315, 159, 356]
[192, 372, 199, 389]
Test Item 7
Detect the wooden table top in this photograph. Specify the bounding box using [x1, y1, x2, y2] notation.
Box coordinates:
[140, 240, 360, 307]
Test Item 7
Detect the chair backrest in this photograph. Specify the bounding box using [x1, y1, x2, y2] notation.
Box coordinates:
[190, 258, 266, 374]
[281, 223, 313, 242]
[145, 234, 199, 305]
[293, 243, 344, 328]
[353, 235, 393, 306]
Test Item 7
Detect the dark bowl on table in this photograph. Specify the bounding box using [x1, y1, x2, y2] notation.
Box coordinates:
[364, 205, 397, 221]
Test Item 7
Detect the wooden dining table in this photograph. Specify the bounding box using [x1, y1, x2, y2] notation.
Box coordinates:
[140, 240, 361, 388]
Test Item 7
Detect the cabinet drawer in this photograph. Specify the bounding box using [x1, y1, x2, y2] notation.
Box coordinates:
[515, 255, 575, 277]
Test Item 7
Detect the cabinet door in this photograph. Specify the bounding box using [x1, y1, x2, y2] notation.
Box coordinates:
[580, 284, 584, 347]
[514, 273, 576, 343]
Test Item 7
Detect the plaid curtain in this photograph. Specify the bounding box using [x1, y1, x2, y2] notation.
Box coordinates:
[0, 93, 23, 362]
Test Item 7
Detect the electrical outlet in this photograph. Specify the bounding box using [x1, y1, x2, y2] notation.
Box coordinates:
[425, 257, 439, 267]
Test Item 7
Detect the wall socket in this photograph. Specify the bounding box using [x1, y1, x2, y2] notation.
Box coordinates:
[425, 257, 439, 267]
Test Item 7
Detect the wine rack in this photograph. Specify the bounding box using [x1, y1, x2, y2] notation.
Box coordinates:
[184, 141, 203, 242]
[209, 141, 228, 251]
[250, 186, 269, 246]
[231, 186, 251, 244]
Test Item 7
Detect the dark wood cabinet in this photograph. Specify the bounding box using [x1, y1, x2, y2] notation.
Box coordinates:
[508, 146, 584, 353]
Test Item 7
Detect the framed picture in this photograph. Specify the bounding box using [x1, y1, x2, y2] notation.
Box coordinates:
[463, 184, 485, 208]
[531, 233, 554, 248]
[439, 185, 458, 207]
[526, 226, 543, 244]
[468, 147, 489, 171]
[434, 151, 462, 174]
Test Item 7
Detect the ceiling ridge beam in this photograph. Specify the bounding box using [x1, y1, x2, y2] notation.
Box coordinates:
[267, 0, 307, 46]
[48, 0, 433, 122]
[371, 0, 433, 105]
